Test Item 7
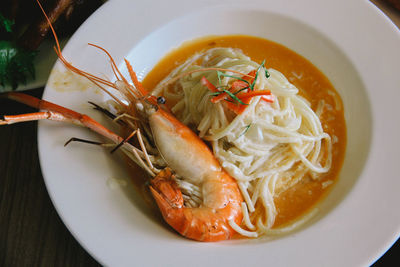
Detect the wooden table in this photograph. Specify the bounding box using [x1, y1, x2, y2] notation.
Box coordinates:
[0, 88, 100, 266]
[1, 1, 399, 266]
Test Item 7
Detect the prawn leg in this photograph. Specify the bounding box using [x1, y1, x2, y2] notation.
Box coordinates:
[1, 92, 123, 143]
[1, 111, 67, 125]
[1, 92, 160, 177]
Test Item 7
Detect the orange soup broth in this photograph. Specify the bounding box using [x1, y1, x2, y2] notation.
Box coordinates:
[141, 35, 346, 228]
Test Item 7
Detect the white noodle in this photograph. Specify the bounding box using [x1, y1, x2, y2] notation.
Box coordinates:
[241, 202, 256, 230]
[229, 219, 258, 238]
[153, 47, 333, 236]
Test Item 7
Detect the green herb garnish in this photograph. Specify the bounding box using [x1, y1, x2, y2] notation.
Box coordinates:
[221, 88, 247, 105]
[233, 86, 250, 95]
[217, 70, 250, 86]
[239, 124, 251, 137]
[212, 60, 270, 106]
[250, 60, 268, 90]
[248, 60, 270, 91]
[265, 68, 270, 78]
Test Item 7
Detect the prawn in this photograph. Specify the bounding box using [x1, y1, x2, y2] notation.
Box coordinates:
[0, 0, 243, 242]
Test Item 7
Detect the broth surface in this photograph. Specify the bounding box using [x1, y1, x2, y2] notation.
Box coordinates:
[141, 35, 346, 228]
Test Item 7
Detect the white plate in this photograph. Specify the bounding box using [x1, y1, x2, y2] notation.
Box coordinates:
[38, 0, 400, 266]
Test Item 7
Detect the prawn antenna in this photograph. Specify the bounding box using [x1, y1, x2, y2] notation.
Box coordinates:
[35, 0, 126, 107]
[64, 137, 106, 147]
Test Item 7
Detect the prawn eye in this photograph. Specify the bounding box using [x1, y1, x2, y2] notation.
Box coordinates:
[157, 96, 166, 104]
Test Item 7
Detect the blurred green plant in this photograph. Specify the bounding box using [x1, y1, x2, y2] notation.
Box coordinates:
[0, 13, 37, 91]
